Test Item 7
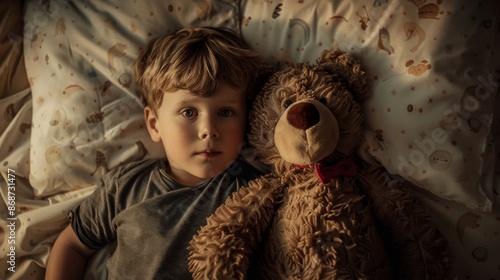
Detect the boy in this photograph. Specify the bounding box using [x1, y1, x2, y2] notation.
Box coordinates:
[45, 27, 263, 279]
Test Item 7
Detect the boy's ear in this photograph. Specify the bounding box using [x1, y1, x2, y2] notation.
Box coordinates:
[144, 106, 161, 142]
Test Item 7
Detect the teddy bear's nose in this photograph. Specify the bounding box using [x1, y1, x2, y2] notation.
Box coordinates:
[286, 102, 320, 130]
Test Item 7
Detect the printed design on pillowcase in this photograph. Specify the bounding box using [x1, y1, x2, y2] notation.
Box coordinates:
[289, 18, 310, 49]
[471, 247, 488, 263]
[86, 112, 105, 124]
[45, 145, 62, 165]
[272, 3, 283, 19]
[49, 108, 71, 130]
[356, 6, 370, 31]
[197, 0, 213, 21]
[118, 73, 133, 88]
[54, 17, 66, 36]
[439, 111, 460, 131]
[97, 81, 113, 96]
[62, 85, 85, 95]
[404, 59, 431, 77]
[381, 59, 431, 81]
[356, 6, 370, 30]
[20, 122, 31, 134]
[325, 14, 348, 31]
[428, 150, 452, 171]
[108, 43, 127, 74]
[403, 22, 426, 52]
[460, 85, 486, 133]
[377, 27, 395, 55]
[408, 0, 444, 19]
[90, 150, 110, 176]
[29, 31, 44, 50]
[456, 212, 481, 246]
[4, 104, 16, 122]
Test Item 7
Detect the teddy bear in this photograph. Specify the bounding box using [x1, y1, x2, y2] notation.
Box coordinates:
[188, 49, 450, 279]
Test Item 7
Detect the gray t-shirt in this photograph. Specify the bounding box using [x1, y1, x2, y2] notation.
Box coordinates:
[70, 158, 262, 280]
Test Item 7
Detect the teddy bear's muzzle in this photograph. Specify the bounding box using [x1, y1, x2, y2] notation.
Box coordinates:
[274, 99, 340, 165]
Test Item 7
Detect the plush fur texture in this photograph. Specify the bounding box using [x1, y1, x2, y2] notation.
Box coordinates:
[188, 49, 450, 279]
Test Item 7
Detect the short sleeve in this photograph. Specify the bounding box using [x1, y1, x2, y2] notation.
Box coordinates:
[70, 171, 121, 250]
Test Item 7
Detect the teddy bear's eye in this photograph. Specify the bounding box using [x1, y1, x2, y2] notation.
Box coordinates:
[284, 99, 294, 108]
[319, 98, 327, 105]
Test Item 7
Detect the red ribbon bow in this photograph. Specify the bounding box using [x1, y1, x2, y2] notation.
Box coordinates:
[293, 157, 357, 184]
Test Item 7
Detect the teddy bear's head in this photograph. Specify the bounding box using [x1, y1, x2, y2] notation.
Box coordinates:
[248, 49, 369, 168]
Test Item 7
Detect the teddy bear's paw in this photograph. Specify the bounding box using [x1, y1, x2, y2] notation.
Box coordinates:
[358, 168, 451, 279]
[188, 176, 285, 280]
[188, 235, 250, 280]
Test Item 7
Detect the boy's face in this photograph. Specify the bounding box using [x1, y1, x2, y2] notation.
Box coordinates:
[144, 83, 247, 186]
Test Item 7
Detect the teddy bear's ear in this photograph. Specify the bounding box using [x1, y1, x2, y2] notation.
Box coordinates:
[316, 48, 370, 103]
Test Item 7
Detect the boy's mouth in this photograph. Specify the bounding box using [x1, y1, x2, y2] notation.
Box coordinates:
[195, 149, 222, 158]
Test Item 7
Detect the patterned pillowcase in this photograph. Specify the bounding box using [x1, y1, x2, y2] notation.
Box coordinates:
[24, 0, 239, 197]
[240, 0, 499, 211]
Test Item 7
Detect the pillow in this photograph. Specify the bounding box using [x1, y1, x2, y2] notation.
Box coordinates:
[240, 0, 499, 211]
[23, 0, 240, 197]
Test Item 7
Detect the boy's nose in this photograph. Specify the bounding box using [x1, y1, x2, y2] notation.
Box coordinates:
[199, 121, 220, 139]
[200, 130, 220, 139]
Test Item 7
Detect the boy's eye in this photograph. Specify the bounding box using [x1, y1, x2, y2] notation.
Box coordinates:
[219, 108, 234, 118]
[181, 109, 197, 118]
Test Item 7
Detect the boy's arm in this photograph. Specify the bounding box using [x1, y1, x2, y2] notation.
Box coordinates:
[45, 224, 96, 280]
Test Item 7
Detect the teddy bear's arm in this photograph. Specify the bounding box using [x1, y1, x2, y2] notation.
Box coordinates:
[188, 174, 282, 280]
[359, 166, 450, 280]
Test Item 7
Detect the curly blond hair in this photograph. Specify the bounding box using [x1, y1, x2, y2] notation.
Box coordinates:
[134, 27, 261, 112]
